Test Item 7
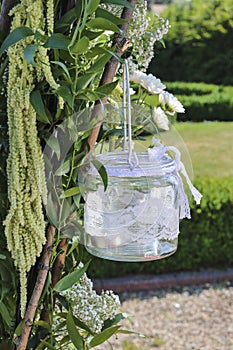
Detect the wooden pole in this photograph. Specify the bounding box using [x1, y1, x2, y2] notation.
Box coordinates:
[16, 225, 55, 350]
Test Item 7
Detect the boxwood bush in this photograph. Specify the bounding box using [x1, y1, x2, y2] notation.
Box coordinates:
[85, 176, 233, 278]
[166, 82, 233, 122]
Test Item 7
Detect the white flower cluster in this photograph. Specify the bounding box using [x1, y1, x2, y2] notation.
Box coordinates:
[61, 265, 120, 334]
[159, 91, 185, 115]
[153, 14, 170, 42]
[130, 70, 185, 130]
[130, 70, 166, 94]
[128, 5, 170, 72]
[101, 0, 170, 71]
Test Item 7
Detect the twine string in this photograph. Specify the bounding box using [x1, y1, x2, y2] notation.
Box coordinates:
[123, 59, 138, 169]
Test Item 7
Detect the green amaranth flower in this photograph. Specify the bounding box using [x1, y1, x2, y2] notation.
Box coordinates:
[4, 0, 59, 317]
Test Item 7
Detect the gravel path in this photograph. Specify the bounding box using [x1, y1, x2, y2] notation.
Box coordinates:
[97, 282, 233, 350]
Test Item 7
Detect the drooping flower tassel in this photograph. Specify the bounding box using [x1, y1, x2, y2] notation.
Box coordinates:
[4, 0, 57, 317]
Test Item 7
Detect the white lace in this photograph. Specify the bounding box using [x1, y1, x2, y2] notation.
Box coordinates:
[148, 144, 202, 220]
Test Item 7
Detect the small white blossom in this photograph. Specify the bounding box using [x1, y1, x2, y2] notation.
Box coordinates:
[100, 0, 170, 71]
[56, 263, 121, 334]
[152, 107, 169, 130]
[130, 71, 166, 94]
[154, 16, 170, 42]
[159, 91, 185, 115]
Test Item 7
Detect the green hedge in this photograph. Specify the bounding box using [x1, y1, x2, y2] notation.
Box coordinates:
[84, 176, 233, 278]
[165, 82, 233, 122]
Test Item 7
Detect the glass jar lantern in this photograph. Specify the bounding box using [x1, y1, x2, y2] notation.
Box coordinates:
[81, 147, 183, 262]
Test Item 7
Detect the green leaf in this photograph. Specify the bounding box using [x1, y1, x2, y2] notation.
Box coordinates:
[86, 0, 100, 15]
[24, 44, 38, 66]
[86, 46, 107, 58]
[46, 134, 61, 159]
[14, 320, 24, 336]
[67, 239, 79, 257]
[87, 53, 111, 73]
[34, 320, 51, 331]
[41, 271, 52, 301]
[86, 18, 120, 33]
[100, 0, 134, 9]
[73, 314, 94, 334]
[60, 200, 74, 224]
[69, 36, 89, 55]
[59, 335, 71, 346]
[0, 301, 12, 327]
[44, 33, 70, 50]
[118, 329, 145, 337]
[95, 80, 119, 96]
[61, 187, 80, 198]
[96, 8, 127, 25]
[54, 159, 70, 176]
[51, 61, 71, 81]
[56, 85, 73, 108]
[0, 26, 34, 55]
[53, 260, 90, 292]
[103, 313, 129, 329]
[46, 192, 59, 227]
[66, 310, 84, 350]
[82, 29, 104, 40]
[30, 90, 51, 124]
[75, 0, 83, 18]
[159, 38, 166, 48]
[76, 73, 97, 91]
[100, 47, 124, 63]
[0, 261, 16, 289]
[86, 46, 123, 63]
[77, 90, 99, 102]
[55, 8, 76, 32]
[91, 159, 108, 191]
[56, 296, 69, 313]
[89, 326, 121, 348]
[39, 341, 56, 350]
[60, 220, 84, 240]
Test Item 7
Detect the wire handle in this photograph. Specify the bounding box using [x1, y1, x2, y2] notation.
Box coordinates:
[123, 59, 138, 169]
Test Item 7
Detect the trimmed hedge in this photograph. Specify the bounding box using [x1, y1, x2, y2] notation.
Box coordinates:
[84, 176, 233, 278]
[165, 82, 233, 122]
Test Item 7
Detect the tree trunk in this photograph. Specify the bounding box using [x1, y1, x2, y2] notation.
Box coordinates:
[0, 0, 17, 35]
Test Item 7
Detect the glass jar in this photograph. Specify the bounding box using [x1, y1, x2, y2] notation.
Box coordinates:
[81, 150, 180, 262]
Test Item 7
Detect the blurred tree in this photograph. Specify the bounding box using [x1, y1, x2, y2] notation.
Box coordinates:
[149, 0, 233, 85]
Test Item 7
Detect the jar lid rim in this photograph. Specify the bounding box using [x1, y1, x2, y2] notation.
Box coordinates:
[89, 151, 176, 177]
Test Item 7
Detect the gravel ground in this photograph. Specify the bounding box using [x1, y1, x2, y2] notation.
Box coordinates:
[97, 282, 233, 350]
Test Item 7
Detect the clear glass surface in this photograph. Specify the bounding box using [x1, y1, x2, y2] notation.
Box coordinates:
[82, 152, 180, 262]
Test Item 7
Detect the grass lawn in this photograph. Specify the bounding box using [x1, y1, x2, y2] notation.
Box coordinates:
[102, 121, 232, 179]
[162, 121, 233, 178]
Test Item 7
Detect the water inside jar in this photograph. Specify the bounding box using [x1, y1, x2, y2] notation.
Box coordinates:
[82, 152, 180, 261]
